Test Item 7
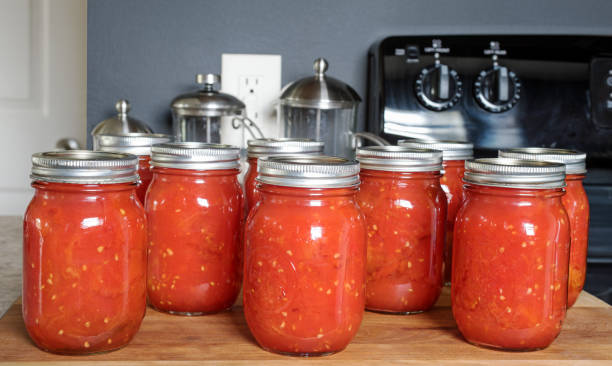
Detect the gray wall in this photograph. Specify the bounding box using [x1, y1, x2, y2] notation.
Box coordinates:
[87, 0, 612, 146]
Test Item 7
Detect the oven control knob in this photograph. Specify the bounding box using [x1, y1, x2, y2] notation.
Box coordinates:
[415, 64, 463, 111]
[474, 66, 521, 113]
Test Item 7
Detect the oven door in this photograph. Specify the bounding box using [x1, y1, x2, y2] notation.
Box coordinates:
[584, 181, 612, 304]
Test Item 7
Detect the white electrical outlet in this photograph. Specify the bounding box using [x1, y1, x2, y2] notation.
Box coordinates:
[221, 54, 282, 148]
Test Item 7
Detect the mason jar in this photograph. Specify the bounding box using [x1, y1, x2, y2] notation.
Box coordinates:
[452, 158, 570, 351]
[244, 156, 366, 356]
[399, 138, 473, 286]
[23, 151, 147, 354]
[356, 146, 446, 313]
[94, 133, 172, 203]
[146, 142, 243, 315]
[245, 138, 324, 213]
[499, 148, 589, 307]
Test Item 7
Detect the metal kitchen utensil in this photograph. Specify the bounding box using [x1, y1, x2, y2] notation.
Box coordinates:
[171, 73, 263, 144]
[91, 100, 153, 149]
[278, 58, 387, 159]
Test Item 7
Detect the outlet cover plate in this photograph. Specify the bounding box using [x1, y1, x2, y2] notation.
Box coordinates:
[221, 54, 282, 147]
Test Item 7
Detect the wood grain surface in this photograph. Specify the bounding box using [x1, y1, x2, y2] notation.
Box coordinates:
[0, 288, 610, 365]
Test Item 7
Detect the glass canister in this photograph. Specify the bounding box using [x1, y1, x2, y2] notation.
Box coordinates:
[452, 158, 570, 351]
[499, 148, 589, 307]
[94, 133, 172, 203]
[146, 142, 243, 315]
[279, 58, 387, 159]
[244, 156, 366, 356]
[171, 74, 263, 144]
[245, 138, 324, 213]
[356, 146, 446, 313]
[23, 151, 147, 354]
[399, 138, 473, 286]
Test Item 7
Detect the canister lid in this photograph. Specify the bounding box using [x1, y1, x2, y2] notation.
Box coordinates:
[257, 155, 360, 188]
[170, 74, 246, 117]
[31, 150, 139, 184]
[150, 142, 240, 170]
[91, 99, 153, 136]
[247, 138, 324, 158]
[95, 133, 172, 156]
[398, 138, 474, 160]
[498, 148, 586, 175]
[464, 158, 566, 189]
[279, 58, 361, 110]
[356, 146, 443, 172]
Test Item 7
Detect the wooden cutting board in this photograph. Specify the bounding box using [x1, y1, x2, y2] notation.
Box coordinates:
[0, 288, 610, 365]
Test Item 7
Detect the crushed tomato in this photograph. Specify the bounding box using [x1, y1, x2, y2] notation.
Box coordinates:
[357, 169, 446, 313]
[23, 181, 147, 354]
[452, 184, 570, 350]
[244, 184, 366, 356]
[145, 167, 243, 314]
[564, 174, 590, 307]
[440, 160, 465, 285]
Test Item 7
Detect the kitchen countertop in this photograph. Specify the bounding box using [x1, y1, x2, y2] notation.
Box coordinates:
[0, 215, 610, 364]
[0, 216, 22, 317]
[0, 289, 610, 364]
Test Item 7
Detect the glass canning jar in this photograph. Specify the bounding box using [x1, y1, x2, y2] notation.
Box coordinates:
[356, 146, 446, 313]
[94, 133, 172, 203]
[244, 156, 366, 356]
[499, 148, 589, 307]
[23, 151, 147, 354]
[146, 142, 243, 315]
[452, 158, 570, 351]
[399, 138, 473, 286]
[245, 138, 324, 213]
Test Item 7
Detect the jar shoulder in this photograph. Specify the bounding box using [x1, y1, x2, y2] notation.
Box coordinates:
[248, 196, 364, 229]
[25, 188, 145, 230]
[455, 191, 570, 238]
[147, 174, 243, 207]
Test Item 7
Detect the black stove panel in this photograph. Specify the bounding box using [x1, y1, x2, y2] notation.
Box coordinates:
[367, 35, 612, 304]
[367, 35, 612, 163]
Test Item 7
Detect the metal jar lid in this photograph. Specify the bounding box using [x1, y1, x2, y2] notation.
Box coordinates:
[150, 142, 240, 170]
[31, 150, 139, 184]
[257, 156, 360, 188]
[95, 133, 173, 156]
[171, 74, 246, 117]
[357, 146, 443, 172]
[247, 138, 324, 158]
[498, 148, 586, 175]
[464, 158, 566, 189]
[279, 58, 361, 110]
[398, 138, 474, 160]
